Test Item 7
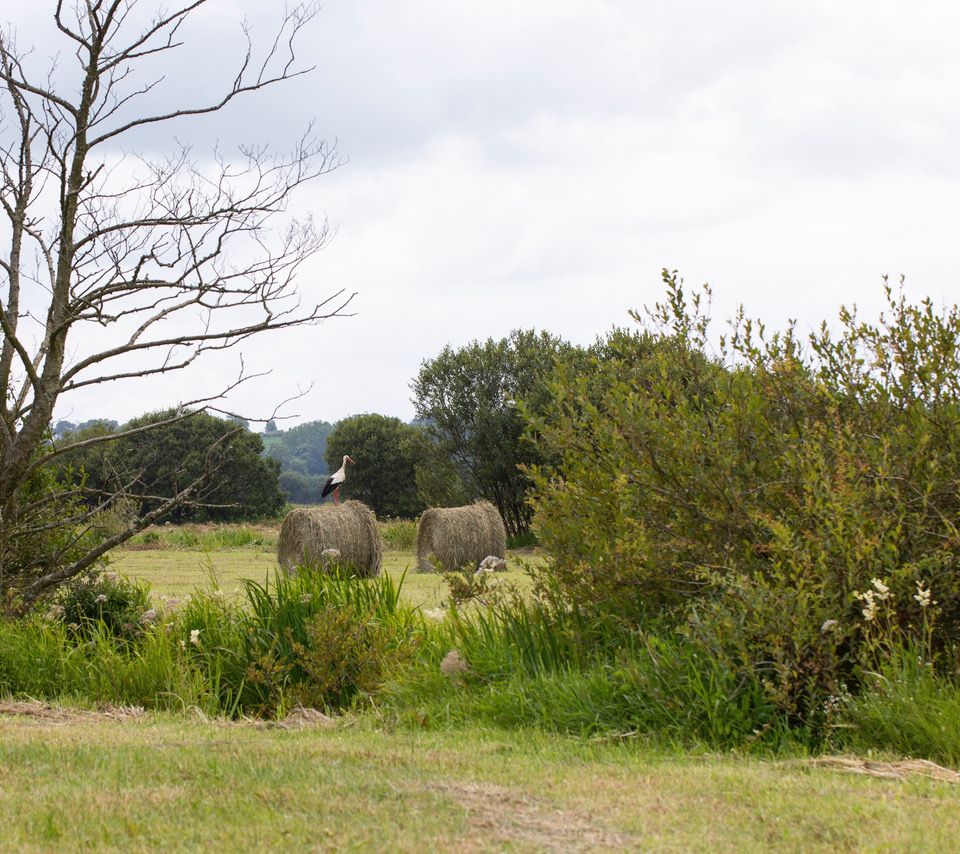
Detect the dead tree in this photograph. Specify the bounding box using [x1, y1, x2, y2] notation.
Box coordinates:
[0, 1, 351, 603]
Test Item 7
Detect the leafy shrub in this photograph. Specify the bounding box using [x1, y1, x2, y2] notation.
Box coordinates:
[49, 570, 153, 642]
[380, 519, 417, 551]
[2, 568, 423, 718]
[0, 452, 111, 609]
[178, 568, 422, 716]
[526, 272, 960, 724]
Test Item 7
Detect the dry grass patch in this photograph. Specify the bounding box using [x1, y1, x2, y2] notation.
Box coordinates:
[424, 779, 640, 852]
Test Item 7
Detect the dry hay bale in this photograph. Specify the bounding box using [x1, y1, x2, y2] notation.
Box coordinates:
[416, 501, 507, 573]
[277, 500, 382, 577]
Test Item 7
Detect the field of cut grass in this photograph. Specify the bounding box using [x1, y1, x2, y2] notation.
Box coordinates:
[1, 705, 958, 852]
[111, 522, 541, 609]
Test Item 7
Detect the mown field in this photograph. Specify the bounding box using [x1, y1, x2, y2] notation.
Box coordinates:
[4, 521, 960, 851]
[2, 706, 959, 852]
[110, 522, 541, 609]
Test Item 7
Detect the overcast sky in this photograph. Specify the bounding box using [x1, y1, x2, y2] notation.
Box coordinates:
[11, 1, 960, 428]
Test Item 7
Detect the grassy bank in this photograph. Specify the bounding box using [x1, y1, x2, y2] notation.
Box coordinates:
[1, 708, 958, 852]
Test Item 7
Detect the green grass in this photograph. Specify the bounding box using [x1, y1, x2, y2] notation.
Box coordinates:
[112, 546, 539, 610]
[127, 523, 278, 551]
[0, 711, 958, 852]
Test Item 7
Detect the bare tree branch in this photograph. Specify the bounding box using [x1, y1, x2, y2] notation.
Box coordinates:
[0, 0, 347, 599]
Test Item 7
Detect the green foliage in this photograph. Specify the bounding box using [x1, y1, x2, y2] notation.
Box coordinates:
[49, 570, 152, 642]
[127, 525, 276, 550]
[155, 568, 421, 716]
[379, 519, 418, 550]
[412, 329, 587, 535]
[325, 414, 427, 517]
[0, 615, 213, 711]
[387, 602, 784, 747]
[62, 410, 285, 523]
[264, 419, 335, 479]
[278, 470, 326, 504]
[413, 438, 471, 508]
[839, 641, 960, 766]
[0, 449, 108, 604]
[0, 568, 423, 718]
[527, 271, 960, 724]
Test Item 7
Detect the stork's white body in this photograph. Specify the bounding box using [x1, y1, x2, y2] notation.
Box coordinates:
[321, 455, 354, 504]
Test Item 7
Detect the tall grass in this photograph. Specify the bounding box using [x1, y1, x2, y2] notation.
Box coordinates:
[0, 568, 423, 718]
[839, 642, 960, 766]
[0, 617, 218, 712]
[384, 600, 789, 749]
[128, 525, 276, 550]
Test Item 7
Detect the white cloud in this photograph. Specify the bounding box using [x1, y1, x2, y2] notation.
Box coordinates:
[5, 1, 958, 426]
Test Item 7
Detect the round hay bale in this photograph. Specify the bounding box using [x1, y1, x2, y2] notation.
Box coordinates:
[277, 500, 382, 578]
[416, 501, 507, 573]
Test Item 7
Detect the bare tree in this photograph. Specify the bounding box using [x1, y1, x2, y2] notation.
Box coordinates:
[0, 0, 351, 604]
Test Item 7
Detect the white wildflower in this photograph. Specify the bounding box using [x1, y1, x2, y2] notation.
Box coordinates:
[914, 581, 936, 609]
[820, 619, 838, 634]
[139, 609, 157, 626]
[95, 593, 108, 604]
[870, 578, 890, 601]
[189, 628, 201, 646]
[862, 598, 878, 622]
[823, 695, 843, 714]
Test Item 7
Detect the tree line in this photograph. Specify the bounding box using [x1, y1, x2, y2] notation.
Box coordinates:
[53, 328, 611, 537]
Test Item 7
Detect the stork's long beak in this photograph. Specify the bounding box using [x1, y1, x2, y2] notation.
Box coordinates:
[346, 455, 355, 464]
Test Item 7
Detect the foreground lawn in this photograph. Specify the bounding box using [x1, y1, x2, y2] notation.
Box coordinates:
[113, 547, 539, 609]
[0, 708, 956, 852]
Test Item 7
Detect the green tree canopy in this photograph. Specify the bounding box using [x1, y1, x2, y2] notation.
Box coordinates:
[325, 414, 427, 518]
[61, 410, 284, 523]
[265, 420, 335, 477]
[411, 329, 582, 536]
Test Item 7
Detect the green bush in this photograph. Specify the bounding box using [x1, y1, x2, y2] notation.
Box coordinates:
[178, 568, 422, 716]
[525, 272, 960, 724]
[49, 570, 153, 642]
[1, 568, 423, 719]
[379, 519, 417, 551]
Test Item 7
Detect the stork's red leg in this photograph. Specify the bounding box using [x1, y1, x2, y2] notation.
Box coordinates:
[333, 486, 340, 505]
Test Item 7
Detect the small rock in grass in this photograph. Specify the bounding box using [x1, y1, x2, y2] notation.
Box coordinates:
[440, 649, 470, 681]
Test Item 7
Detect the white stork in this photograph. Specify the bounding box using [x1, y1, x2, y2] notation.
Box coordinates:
[321, 455, 354, 505]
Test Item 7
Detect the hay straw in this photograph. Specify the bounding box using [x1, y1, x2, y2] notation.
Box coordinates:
[277, 500, 382, 577]
[416, 500, 507, 573]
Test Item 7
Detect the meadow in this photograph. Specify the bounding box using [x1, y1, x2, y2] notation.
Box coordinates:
[4, 520, 960, 850]
[110, 521, 541, 608]
[2, 705, 960, 851]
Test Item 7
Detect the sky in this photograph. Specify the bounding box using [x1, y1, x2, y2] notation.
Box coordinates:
[7, 1, 960, 428]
